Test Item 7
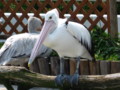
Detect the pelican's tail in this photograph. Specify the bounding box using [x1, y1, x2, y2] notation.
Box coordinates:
[0, 42, 11, 65]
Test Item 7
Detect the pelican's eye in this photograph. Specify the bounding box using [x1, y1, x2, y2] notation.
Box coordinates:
[49, 16, 52, 19]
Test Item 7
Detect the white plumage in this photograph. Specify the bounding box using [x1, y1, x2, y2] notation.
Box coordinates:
[43, 20, 93, 59]
[28, 9, 95, 85]
[0, 17, 52, 66]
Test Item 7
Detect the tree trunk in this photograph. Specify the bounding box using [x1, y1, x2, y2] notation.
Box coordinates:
[0, 66, 120, 90]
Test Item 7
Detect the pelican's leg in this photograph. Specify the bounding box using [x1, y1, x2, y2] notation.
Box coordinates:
[55, 57, 67, 86]
[70, 57, 80, 86]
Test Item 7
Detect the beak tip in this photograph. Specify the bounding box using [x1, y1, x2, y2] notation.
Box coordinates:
[28, 63, 31, 68]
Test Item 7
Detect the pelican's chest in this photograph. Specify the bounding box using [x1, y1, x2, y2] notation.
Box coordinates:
[43, 25, 68, 48]
[43, 24, 77, 50]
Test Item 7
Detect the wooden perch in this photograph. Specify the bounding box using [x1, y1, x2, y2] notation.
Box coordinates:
[0, 66, 120, 90]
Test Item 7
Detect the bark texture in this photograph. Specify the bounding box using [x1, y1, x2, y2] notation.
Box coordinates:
[0, 66, 120, 90]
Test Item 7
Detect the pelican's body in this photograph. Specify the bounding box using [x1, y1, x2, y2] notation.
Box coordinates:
[43, 19, 93, 60]
[28, 9, 95, 86]
[0, 17, 52, 66]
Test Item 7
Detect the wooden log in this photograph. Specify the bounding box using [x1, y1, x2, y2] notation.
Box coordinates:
[70, 59, 76, 75]
[29, 59, 40, 73]
[50, 57, 70, 75]
[50, 57, 60, 75]
[111, 61, 120, 73]
[89, 60, 100, 75]
[96, 60, 100, 75]
[1, 66, 120, 90]
[70, 59, 91, 75]
[80, 59, 90, 75]
[37, 58, 50, 75]
[108, 0, 118, 38]
[100, 61, 111, 75]
[64, 59, 70, 75]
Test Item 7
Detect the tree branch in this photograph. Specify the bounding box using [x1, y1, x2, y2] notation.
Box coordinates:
[0, 66, 120, 90]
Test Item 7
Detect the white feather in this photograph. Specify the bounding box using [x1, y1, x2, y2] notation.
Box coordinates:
[67, 21, 91, 49]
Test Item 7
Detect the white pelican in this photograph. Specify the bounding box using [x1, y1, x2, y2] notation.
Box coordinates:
[0, 17, 52, 66]
[28, 9, 95, 85]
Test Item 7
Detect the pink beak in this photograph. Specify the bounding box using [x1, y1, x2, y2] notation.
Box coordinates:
[28, 20, 55, 66]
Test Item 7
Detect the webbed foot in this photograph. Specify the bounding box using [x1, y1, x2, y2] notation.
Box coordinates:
[55, 74, 67, 86]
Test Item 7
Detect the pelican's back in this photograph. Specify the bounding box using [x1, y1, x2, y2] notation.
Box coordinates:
[0, 33, 52, 65]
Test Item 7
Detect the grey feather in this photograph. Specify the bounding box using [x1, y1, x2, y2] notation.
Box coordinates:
[0, 17, 52, 66]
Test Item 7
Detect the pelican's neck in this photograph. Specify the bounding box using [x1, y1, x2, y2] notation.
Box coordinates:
[48, 18, 67, 34]
[58, 18, 67, 26]
[27, 17, 42, 34]
[43, 18, 67, 48]
[28, 24, 40, 33]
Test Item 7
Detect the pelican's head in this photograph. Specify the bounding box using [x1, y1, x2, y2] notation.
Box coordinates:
[28, 9, 59, 67]
[28, 17, 43, 33]
[45, 8, 59, 26]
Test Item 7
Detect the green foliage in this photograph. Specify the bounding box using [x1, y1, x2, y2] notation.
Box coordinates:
[0, 43, 4, 48]
[50, 50, 58, 57]
[117, 2, 120, 14]
[91, 26, 120, 60]
[0, 2, 4, 9]
[10, 3, 16, 10]
[22, 4, 27, 10]
[82, 5, 90, 12]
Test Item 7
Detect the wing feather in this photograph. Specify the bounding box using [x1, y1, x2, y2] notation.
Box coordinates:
[66, 21, 95, 59]
[0, 33, 52, 65]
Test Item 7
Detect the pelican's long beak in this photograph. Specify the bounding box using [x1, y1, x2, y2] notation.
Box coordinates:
[28, 20, 55, 67]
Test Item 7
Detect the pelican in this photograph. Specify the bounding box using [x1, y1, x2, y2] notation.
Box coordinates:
[28, 9, 95, 85]
[0, 17, 52, 66]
